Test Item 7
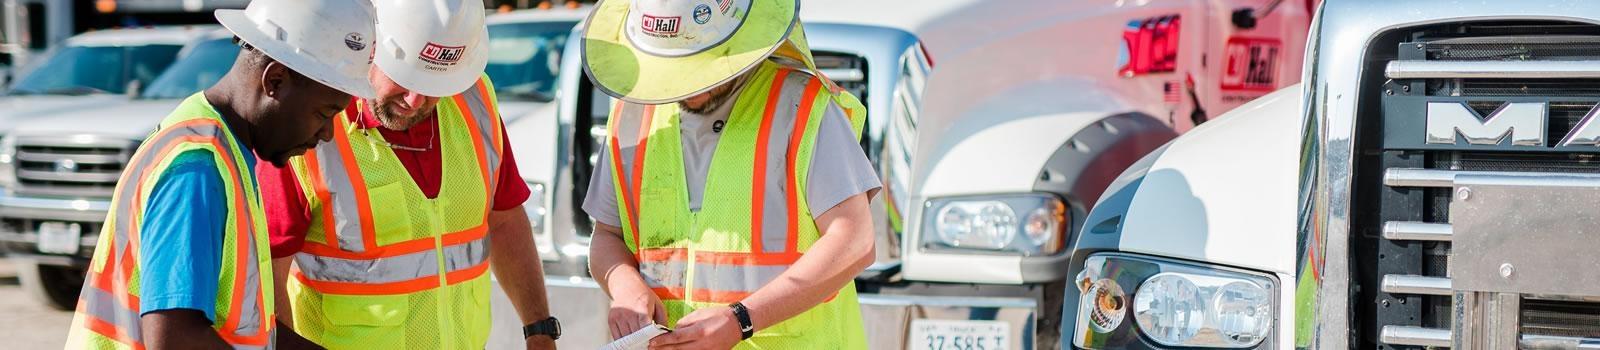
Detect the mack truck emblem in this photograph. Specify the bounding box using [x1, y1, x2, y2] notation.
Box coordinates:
[1426, 102, 1600, 147]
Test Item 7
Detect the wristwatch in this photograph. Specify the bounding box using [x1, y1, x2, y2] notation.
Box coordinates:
[523, 317, 562, 340]
[730, 302, 754, 340]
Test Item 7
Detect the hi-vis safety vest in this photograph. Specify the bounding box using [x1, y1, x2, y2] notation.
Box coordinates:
[285, 76, 504, 349]
[66, 93, 275, 350]
[607, 59, 868, 349]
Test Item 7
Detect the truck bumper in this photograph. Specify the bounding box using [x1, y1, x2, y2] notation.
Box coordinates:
[488, 276, 1044, 349]
[0, 192, 109, 266]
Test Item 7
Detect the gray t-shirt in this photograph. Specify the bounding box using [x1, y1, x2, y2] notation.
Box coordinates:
[582, 95, 880, 227]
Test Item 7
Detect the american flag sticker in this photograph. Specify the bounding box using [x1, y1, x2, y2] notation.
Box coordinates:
[717, 0, 732, 13]
[641, 14, 681, 37]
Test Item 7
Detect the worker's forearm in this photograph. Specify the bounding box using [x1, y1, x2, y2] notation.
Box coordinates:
[588, 224, 652, 300]
[488, 206, 552, 322]
[141, 309, 232, 350]
[271, 257, 294, 327]
[740, 195, 875, 331]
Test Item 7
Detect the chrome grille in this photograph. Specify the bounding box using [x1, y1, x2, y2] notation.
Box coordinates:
[1361, 22, 1600, 349]
[12, 136, 135, 198]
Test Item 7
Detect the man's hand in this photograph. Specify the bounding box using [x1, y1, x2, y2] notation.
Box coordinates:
[648, 306, 741, 350]
[608, 290, 668, 340]
[525, 335, 556, 350]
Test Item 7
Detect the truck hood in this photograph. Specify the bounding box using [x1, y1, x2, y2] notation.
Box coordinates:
[6, 99, 177, 140]
[507, 102, 560, 186]
[0, 95, 134, 135]
[498, 100, 548, 124]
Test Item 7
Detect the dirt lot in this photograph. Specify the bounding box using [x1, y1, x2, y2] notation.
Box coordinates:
[0, 258, 73, 349]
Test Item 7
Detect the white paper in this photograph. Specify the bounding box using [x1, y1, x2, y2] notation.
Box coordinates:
[601, 324, 671, 350]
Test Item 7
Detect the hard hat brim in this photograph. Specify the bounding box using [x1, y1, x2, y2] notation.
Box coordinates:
[216, 9, 377, 100]
[373, 25, 491, 98]
[582, 0, 799, 104]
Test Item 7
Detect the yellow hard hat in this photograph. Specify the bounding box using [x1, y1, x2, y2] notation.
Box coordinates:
[582, 0, 808, 104]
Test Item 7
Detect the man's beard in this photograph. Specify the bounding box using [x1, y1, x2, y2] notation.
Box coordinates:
[679, 74, 749, 114]
[372, 98, 434, 130]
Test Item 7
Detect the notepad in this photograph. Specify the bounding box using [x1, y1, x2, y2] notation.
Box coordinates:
[601, 324, 672, 350]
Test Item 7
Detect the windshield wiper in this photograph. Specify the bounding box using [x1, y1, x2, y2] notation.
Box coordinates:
[38, 86, 112, 96]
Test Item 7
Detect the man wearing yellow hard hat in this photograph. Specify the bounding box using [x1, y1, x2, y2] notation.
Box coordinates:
[582, 0, 877, 348]
[259, 0, 557, 349]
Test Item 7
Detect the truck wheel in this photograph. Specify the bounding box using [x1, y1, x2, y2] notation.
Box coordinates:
[17, 260, 83, 311]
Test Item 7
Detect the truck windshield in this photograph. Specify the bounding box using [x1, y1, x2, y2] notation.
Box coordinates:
[8, 44, 182, 96]
[140, 38, 238, 100]
[485, 21, 576, 102]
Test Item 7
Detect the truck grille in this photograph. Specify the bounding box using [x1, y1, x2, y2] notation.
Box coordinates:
[1356, 22, 1600, 349]
[12, 136, 136, 198]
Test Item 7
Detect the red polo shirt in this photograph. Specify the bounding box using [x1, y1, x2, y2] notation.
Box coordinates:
[260, 99, 530, 258]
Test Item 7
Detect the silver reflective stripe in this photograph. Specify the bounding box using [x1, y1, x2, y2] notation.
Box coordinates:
[457, 82, 502, 189]
[756, 70, 813, 253]
[611, 103, 648, 190]
[80, 284, 143, 343]
[636, 259, 790, 294]
[312, 143, 367, 252]
[233, 228, 262, 336]
[294, 237, 489, 284]
[695, 262, 789, 294]
[638, 259, 687, 290]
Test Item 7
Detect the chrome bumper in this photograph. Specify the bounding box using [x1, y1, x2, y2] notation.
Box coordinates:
[0, 191, 109, 263]
[487, 276, 1043, 349]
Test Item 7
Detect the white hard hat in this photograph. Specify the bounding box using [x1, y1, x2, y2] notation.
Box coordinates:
[215, 0, 377, 99]
[372, 0, 490, 98]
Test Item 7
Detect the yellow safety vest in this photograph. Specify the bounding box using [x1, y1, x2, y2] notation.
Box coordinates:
[285, 76, 505, 349]
[65, 93, 275, 350]
[606, 60, 867, 349]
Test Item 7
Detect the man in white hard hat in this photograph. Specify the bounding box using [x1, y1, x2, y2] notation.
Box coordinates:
[582, 0, 876, 348]
[259, 0, 556, 349]
[64, 0, 376, 349]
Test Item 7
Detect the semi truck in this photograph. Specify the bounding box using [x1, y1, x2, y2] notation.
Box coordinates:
[1063, 0, 1600, 348]
[520, 0, 1313, 348]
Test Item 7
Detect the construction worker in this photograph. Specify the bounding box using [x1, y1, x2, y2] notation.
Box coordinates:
[583, 0, 877, 348]
[63, 0, 376, 349]
[258, 0, 557, 349]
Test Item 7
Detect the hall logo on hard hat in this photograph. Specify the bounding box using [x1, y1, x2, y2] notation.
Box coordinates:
[419, 42, 466, 66]
[693, 4, 712, 24]
[344, 33, 366, 51]
[640, 14, 681, 37]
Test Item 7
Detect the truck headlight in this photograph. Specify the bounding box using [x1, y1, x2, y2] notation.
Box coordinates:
[0, 135, 17, 187]
[1073, 253, 1277, 349]
[922, 194, 1065, 256]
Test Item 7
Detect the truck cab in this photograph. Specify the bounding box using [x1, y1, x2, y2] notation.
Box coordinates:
[1064, 0, 1600, 348]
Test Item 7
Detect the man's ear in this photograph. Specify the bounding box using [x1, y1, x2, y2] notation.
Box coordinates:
[259, 61, 289, 98]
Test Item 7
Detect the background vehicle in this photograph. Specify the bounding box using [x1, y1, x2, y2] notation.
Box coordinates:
[484, 6, 587, 123]
[0, 26, 221, 310]
[1064, 0, 1600, 348]
[859, 0, 1308, 348]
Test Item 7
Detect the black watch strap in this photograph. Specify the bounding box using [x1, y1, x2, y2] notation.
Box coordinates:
[730, 302, 754, 340]
[523, 317, 561, 340]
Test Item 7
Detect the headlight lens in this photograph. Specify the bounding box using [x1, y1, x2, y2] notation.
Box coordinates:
[1073, 253, 1277, 349]
[921, 194, 1066, 255]
[0, 135, 17, 187]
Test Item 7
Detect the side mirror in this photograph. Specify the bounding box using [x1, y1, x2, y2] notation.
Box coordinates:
[124, 80, 141, 98]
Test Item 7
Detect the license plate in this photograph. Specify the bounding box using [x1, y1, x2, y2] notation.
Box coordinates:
[37, 222, 81, 255]
[909, 319, 1010, 350]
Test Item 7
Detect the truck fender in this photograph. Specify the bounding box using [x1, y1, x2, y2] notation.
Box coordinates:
[1031, 112, 1177, 220]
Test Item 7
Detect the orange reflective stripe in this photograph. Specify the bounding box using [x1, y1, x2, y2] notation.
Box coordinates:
[475, 80, 503, 154]
[787, 78, 823, 252]
[299, 225, 488, 259]
[751, 67, 793, 254]
[83, 311, 146, 350]
[455, 92, 493, 195]
[330, 116, 379, 252]
[629, 105, 653, 251]
[292, 258, 489, 295]
[636, 247, 801, 266]
[302, 149, 340, 248]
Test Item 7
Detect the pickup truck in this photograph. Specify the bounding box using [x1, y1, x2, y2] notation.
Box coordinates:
[1063, 0, 1600, 348]
[0, 25, 210, 309]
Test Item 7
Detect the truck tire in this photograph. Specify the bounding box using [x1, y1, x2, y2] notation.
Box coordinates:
[16, 259, 82, 311]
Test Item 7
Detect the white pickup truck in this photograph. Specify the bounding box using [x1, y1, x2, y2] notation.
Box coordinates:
[1064, 0, 1600, 348]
